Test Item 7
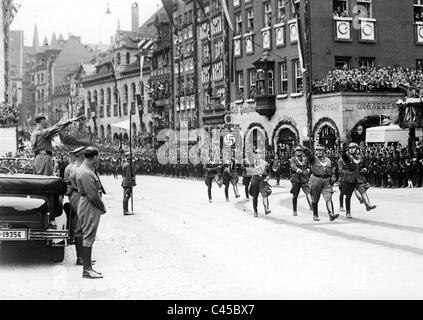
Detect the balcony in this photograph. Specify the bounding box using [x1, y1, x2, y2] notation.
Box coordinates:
[253, 55, 276, 119]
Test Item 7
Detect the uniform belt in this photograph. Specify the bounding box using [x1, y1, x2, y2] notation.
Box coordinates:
[35, 150, 53, 156]
[312, 173, 330, 179]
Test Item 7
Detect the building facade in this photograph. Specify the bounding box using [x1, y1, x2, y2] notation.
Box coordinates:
[227, 0, 423, 151]
[83, 5, 154, 143]
[229, 0, 307, 153]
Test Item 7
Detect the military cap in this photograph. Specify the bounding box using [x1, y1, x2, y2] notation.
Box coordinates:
[83, 147, 99, 158]
[70, 146, 86, 156]
[315, 145, 326, 151]
[294, 146, 304, 152]
[35, 113, 47, 122]
[349, 142, 359, 148]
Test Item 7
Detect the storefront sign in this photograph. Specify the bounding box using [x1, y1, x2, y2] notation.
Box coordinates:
[313, 103, 340, 113]
[356, 102, 398, 111]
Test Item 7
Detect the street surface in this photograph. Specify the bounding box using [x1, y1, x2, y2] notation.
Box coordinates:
[1, 175, 423, 300]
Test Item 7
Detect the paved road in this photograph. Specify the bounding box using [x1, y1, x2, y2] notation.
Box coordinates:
[1, 175, 423, 299]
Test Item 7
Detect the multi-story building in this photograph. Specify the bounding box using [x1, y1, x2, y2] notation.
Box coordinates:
[148, 9, 173, 142]
[9, 31, 24, 108]
[83, 3, 154, 143]
[229, 0, 307, 152]
[25, 27, 93, 127]
[229, 0, 423, 151]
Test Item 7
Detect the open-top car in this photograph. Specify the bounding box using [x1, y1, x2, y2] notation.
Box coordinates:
[0, 174, 69, 262]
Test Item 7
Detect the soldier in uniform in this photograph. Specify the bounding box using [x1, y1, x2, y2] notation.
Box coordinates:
[31, 114, 81, 176]
[76, 147, 106, 279]
[67, 147, 88, 264]
[122, 152, 136, 216]
[241, 159, 253, 200]
[304, 145, 339, 222]
[289, 146, 312, 217]
[204, 157, 222, 203]
[249, 150, 272, 217]
[341, 143, 376, 219]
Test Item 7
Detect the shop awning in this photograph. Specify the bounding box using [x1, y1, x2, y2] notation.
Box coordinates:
[111, 119, 130, 131]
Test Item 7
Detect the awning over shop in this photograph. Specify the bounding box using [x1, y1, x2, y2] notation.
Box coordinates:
[111, 119, 130, 131]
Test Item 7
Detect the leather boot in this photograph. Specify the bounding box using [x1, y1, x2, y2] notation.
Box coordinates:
[312, 203, 319, 221]
[326, 201, 340, 222]
[82, 247, 103, 279]
[362, 193, 376, 211]
[346, 211, 352, 219]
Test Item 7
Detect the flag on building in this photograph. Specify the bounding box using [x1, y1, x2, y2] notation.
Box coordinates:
[221, 0, 234, 32]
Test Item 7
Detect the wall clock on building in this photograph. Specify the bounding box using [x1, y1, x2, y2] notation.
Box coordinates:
[362, 23, 373, 37]
[338, 22, 348, 35]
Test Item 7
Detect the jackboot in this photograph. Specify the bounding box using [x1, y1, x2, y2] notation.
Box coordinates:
[82, 247, 103, 279]
[312, 203, 319, 221]
[362, 193, 376, 212]
[326, 201, 340, 222]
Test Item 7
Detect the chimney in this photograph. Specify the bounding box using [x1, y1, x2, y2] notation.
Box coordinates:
[131, 3, 139, 32]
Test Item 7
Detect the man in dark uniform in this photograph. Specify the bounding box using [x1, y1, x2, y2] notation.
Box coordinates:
[341, 143, 376, 219]
[31, 114, 83, 176]
[304, 145, 339, 222]
[76, 147, 106, 279]
[122, 152, 136, 216]
[64, 147, 85, 244]
[289, 146, 312, 217]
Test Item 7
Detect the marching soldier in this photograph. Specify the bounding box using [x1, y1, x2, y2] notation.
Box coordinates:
[76, 147, 106, 279]
[341, 143, 376, 219]
[122, 152, 136, 216]
[31, 114, 83, 176]
[304, 145, 339, 222]
[290, 146, 312, 217]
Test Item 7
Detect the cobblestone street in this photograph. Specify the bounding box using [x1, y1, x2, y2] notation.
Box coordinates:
[1, 175, 423, 300]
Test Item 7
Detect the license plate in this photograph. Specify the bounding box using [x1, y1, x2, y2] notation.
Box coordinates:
[0, 229, 27, 241]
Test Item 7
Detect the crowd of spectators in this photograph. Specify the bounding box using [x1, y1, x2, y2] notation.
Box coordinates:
[313, 66, 423, 95]
[0, 103, 19, 127]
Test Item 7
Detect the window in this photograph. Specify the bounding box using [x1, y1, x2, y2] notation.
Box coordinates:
[234, 0, 240, 7]
[203, 43, 210, 60]
[215, 40, 223, 58]
[117, 52, 121, 65]
[264, 2, 272, 27]
[268, 70, 274, 95]
[414, 0, 423, 22]
[236, 13, 242, 35]
[277, 0, 286, 22]
[359, 57, 375, 68]
[248, 68, 256, 99]
[294, 60, 303, 93]
[417, 59, 423, 70]
[291, 0, 300, 18]
[333, 0, 348, 17]
[335, 56, 351, 69]
[236, 71, 244, 99]
[126, 52, 131, 64]
[280, 62, 288, 94]
[357, 0, 372, 18]
[247, 9, 254, 31]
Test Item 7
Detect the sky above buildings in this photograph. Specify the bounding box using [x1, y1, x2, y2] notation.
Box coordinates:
[11, 0, 163, 46]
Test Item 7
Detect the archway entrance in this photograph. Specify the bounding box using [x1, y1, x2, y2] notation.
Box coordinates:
[350, 115, 381, 144]
[317, 125, 337, 149]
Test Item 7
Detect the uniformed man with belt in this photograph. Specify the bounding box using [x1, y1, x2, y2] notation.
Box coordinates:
[67, 147, 85, 255]
[31, 114, 83, 176]
[122, 152, 136, 216]
[304, 145, 340, 222]
[289, 146, 312, 217]
[76, 147, 106, 279]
